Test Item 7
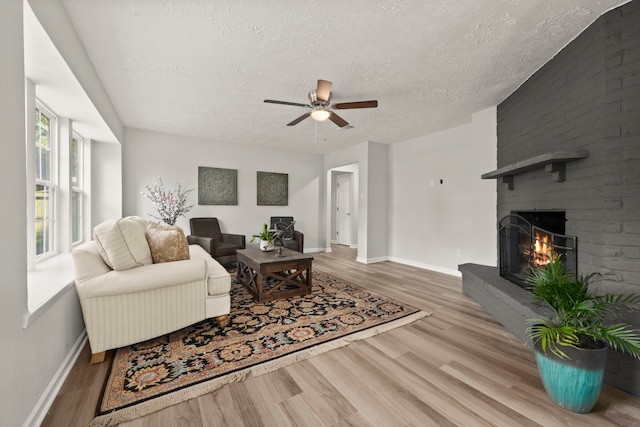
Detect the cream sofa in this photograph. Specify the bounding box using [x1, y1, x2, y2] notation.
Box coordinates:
[72, 217, 232, 363]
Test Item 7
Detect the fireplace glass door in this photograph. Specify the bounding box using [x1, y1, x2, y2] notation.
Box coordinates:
[499, 212, 577, 288]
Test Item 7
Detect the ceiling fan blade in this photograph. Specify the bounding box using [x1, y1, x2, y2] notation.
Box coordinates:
[328, 112, 349, 127]
[264, 99, 311, 108]
[287, 113, 311, 126]
[332, 100, 378, 110]
[316, 80, 333, 102]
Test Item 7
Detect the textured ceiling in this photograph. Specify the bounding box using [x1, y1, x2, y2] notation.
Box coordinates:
[61, 0, 629, 154]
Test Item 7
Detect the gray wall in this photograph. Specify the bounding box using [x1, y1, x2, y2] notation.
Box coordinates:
[496, 0, 640, 295]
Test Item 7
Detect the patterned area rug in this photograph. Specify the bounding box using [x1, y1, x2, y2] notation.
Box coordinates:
[93, 269, 428, 426]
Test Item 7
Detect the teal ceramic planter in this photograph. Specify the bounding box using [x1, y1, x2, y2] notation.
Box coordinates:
[534, 341, 608, 414]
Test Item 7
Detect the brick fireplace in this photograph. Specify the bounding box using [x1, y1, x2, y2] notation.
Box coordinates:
[461, 0, 640, 396]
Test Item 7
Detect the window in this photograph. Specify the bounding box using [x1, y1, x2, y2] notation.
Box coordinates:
[27, 93, 93, 317]
[71, 135, 83, 244]
[35, 106, 56, 257]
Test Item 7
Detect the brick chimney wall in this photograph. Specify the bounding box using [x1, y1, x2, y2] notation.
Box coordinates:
[496, 0, 640, 296]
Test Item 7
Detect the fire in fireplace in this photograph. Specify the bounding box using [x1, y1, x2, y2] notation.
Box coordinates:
[499, 211, 577, 288]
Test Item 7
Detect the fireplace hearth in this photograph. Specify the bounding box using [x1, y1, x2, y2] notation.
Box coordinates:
[499, 211, 577, 288]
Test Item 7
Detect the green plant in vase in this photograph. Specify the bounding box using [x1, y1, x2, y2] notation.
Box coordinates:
[250, 223, 275, 251]
[525, 252, 640, 413]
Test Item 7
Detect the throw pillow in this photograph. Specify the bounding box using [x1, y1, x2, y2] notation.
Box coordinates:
[145, 222, 190, 263]
[93, 216, 153, 271]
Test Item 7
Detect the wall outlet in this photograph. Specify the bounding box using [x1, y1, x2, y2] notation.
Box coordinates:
[456, 249, 462, 257]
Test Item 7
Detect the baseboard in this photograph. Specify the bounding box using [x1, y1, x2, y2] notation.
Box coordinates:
[348, 253, 462, 277]
[303, 247, 325, 253]
[23, 330, 87, 427]
[356, 256, 388, 264]
[387, 256, 462, 277]
[330, 240, 356, 249]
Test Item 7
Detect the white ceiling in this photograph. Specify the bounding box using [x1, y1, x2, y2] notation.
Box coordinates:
[59, 0, 629, 154]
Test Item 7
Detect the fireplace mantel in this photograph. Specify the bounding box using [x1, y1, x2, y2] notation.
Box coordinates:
[481, 150, 589, 190]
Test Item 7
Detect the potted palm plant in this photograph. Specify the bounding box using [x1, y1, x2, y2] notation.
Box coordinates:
[525, 253, 640, 413]
[250, 223, 275, 251]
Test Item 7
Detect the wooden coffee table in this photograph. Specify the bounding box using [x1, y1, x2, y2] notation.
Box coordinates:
[236, 247, 314, 302]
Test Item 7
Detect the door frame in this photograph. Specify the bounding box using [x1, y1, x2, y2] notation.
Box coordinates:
[336, 173, 352, 245]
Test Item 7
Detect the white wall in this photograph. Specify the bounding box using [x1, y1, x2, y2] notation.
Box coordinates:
[324, 141, 390, 263]
[470, 107, 498, 266]
[325, 143, 369, 259]
[122, 128, 325, 251]
[367, 142, 389, 261]
[92, 141, 123, 226]
[0, 2, 85, 426]
[388, 107, 497, 276]
[27, 0, 123, 143]
[0, 2, 124, 425]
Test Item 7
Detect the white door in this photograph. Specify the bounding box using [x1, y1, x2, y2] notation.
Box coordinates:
[336, 174, 352, 245]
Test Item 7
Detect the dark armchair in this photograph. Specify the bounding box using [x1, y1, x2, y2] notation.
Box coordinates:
[187, 218, 246, 265]
[270, 216, 304, 253]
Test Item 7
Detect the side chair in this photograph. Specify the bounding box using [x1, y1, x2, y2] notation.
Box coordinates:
[187, 217, 246, 264]
[270, 216, 304, 253]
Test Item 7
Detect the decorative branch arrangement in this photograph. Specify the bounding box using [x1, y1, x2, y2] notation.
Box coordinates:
[141, 177, 194, 226]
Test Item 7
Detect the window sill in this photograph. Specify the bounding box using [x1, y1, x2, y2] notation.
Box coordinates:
[24, 253, 76, 328]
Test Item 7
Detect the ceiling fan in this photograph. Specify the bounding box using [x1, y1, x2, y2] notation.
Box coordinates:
[264, 79, 378, 128]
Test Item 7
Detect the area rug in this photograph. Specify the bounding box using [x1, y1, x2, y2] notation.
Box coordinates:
[93, 269, 429, 426]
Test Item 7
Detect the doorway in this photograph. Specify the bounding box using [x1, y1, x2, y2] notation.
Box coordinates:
[336, 174, 352, 246]
[327, 163, 359, 258]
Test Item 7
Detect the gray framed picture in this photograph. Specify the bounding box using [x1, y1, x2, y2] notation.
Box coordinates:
[257, 171, 288, 206]
[198, 166, 238, 205]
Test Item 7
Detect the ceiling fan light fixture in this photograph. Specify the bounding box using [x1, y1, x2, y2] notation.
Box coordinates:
[310, 108, 330, 122]
[265, 79, 377, 127]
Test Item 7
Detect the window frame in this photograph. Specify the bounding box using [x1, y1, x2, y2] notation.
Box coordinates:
[71, 133, 84, 245]
[34, 102, 58, 261]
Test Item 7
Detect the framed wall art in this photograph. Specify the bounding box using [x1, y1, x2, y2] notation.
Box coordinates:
[257, 171, 288, 206]
[198, 166, 238, 205]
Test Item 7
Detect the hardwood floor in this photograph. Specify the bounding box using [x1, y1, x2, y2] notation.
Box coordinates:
[42, 244, 640, 426]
